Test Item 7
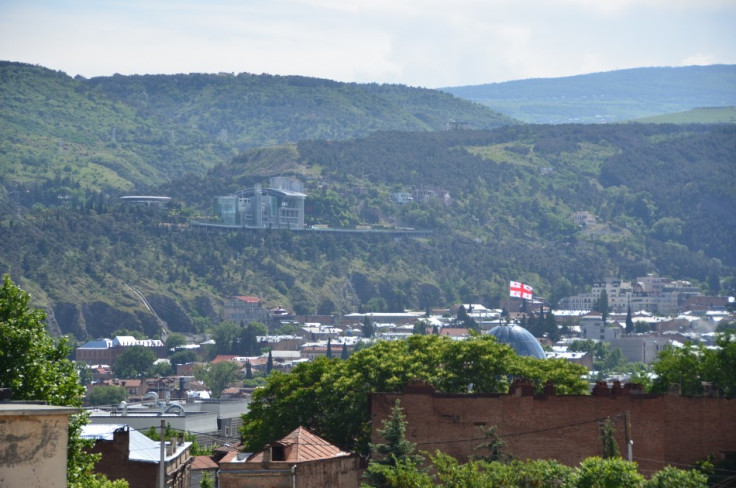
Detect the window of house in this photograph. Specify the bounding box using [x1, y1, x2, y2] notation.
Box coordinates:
[272, 445, 285, 461]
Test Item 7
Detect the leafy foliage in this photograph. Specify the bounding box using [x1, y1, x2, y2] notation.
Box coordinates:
[0, 274, 83, 404]
[0, 275, 126, 487]
[194, 361, 241, 398]
[364, 451, 706, 488]
[365, 399, 425, 487]
[87, 385, 128, 406]
[240, 335, 587, 455]
[650, 332, 736, 398]
[112, 346, 157, 378]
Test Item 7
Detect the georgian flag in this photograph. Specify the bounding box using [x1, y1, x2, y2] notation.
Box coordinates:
[510, 281, 533, 300]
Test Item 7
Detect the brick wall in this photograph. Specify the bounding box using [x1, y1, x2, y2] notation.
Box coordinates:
[371, 381, 736, 474]
[218, 456, 361, 488]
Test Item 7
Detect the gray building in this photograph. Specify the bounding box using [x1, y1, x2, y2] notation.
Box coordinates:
[214, 178, 306, 229]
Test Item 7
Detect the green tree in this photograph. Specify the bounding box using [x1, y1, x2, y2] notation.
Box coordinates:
[364, 399, 424, 487]
[362, 315, 376, 338]
[625, 305, 634, 335]
[76, 361, 94, 386]
[194, 361, 241, 398]
[361, 458, 433, 488]
[0, 275, 126, 487]
[169, 349, 198, 366]
[456, 304, 479, 331]
[595, 290, 609, 325]
[650, 342, 707, 396]
[165, 332, 187, 351]
[266, 349, 274, 374]
[199, 471, 215, 488]
[599, 417, 620, 459]
[575, 457, 644, 488]
[644, 465, 708, 488]
[413, 320, 428, 335]
[245, 359, 253, 379]
[241, 335, 588, 455]
[472, 425, 509, 463]
[326, 338, 333, 359]
[235, 321, 268, 356]
[87, 385, 128, 406]
[113, 346, 157, 378]
[363, 450, 705, 488]
[0, 275, 83, 404]
[151, 361, 174, 377]
[212, 321, 239, 354]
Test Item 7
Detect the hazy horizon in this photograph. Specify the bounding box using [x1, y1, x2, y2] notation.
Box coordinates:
[1, 0, 735, 88]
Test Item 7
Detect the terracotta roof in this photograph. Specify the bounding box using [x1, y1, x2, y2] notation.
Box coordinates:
[246, 427, 350, 463]
[235, 296, 261, 303]
[212, 355, 242, 364]
[192, 456, 218, 470]
[439, 327, 468, 337]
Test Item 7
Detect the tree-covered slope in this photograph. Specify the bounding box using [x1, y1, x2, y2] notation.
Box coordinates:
[2, 123, 733, 340]
[0, 61, 514, 194]
[442, 65, 736, 123]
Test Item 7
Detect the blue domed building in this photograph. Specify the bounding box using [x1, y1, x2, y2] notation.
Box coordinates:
[487, 324, 546, 359]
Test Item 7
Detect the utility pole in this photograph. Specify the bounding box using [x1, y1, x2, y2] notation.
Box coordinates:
[624, 410, 633, 462]
[159, 419, 166, 488]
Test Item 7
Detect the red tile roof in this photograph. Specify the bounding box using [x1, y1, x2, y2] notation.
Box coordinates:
[439, 327, 468, 337]
[236, 296, 261, 303]
[245, 427, 350, 463]
[192, 456, 218, 470]
[212, 355, 242, 364]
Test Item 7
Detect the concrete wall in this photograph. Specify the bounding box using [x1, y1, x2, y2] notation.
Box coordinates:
[0, 405, 77, 488]
[371, 381, 736, 474]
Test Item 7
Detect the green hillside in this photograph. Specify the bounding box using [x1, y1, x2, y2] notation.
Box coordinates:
[2, 123, 733, 340]
[632, 106, 736, 124]
[442, 65, 736, 123]
[0, 61, 514, 193]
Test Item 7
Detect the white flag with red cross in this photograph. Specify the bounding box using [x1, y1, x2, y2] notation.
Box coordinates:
[509, 281, 533, 300]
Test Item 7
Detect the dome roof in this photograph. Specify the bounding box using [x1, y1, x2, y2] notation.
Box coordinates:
[487, 324, 546, 359]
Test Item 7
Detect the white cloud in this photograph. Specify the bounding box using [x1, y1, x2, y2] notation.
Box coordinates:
[0, 0, 734, 86]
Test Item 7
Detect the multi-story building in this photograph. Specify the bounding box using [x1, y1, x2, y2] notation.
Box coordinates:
[579, 313, 623, 341]
[214, 177, 306, 229]
[558, 276, 702, 315]
[223, 296, 271, 324]
[75, 336, 166, 366]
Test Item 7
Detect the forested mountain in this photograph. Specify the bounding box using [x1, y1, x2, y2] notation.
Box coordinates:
[443, 65, 736, 123]
[2, 123, 733, 340]
[0, 61, 514, 193]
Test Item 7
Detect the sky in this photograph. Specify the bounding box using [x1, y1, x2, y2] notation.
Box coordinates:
[1, 0, 735, 88]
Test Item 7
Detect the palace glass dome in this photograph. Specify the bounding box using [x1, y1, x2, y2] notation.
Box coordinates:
[487, 324, 546, 359]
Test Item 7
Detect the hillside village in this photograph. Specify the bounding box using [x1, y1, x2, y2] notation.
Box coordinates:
[67, 274, 736, 487]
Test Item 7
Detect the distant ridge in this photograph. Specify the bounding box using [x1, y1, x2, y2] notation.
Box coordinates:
[0, 61, 514, 192]
[442, 65, 736, 123]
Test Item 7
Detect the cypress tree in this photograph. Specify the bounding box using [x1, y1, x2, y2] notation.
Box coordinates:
[245, 360, 253, 379]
